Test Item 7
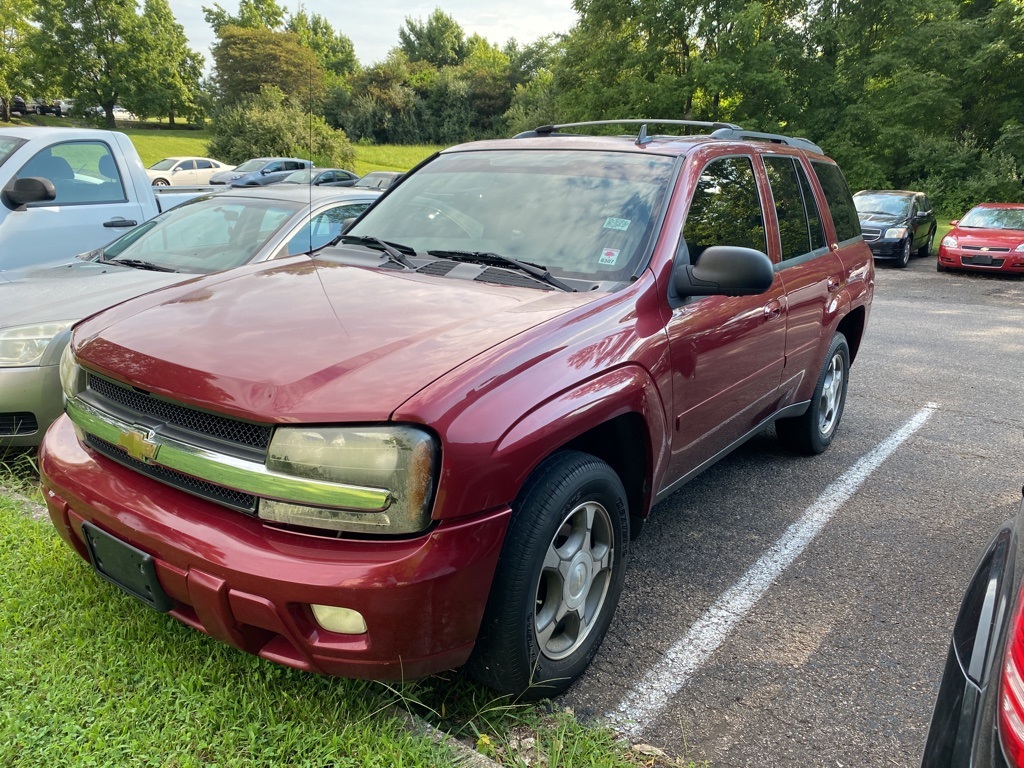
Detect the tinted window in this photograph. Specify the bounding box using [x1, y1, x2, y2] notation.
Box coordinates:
[812, 162, 861, 242]
[180, 160, 196, 171]
[682, 156, 767, 262]
[196, 159, 212, 169]
[764, 156, 811, 261]
[16, 140, 126, 205]
[797, 163, 826, 250]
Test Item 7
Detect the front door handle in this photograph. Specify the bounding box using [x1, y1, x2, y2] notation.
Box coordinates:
[827, 276, 841, 293]
[763, 299, 783, 320]
[103, 217, 137, 228]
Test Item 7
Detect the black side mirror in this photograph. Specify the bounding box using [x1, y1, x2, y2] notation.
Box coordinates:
[673, 245, 775, 298]
[3, 176, 57, 207]
[915, 211, 928, 220]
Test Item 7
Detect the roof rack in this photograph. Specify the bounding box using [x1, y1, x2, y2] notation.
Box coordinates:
[514, 120, 823, 154]
[709, 128, 823, 155]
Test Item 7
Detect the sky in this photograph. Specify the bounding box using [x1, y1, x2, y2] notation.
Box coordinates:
[170, 0, 581, 68]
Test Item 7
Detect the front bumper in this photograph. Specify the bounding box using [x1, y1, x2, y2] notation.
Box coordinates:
[937, 247, 1024, 273]
[866, 239, 907, 259]
[0, 363, 63, 447]
[40, 415, 511, 680]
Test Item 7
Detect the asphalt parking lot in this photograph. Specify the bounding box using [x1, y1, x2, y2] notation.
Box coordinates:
[563, 256, 1024, 766]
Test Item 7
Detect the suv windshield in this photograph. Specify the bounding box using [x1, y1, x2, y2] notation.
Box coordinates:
[99, 196, 301, 272]
[854, 193, 911, 217]
[346, 150, 676, 282]
[959, 206, 1024, 230]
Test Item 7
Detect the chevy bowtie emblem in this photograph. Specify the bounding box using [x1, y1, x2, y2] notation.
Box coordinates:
[981, 247, 990, 251]
[117, 427, 160, 463]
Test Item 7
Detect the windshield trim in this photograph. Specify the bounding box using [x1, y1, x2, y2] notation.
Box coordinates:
[0, 136, 27, 171]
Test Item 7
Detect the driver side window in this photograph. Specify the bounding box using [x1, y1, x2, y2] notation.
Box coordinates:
[680, 156, 767, 263]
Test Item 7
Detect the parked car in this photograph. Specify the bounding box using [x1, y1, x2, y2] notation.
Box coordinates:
[0, 127, 209, 270]
[854, 189, 937, 268]
[39, 119, 873, 699]
[33, 100, 64, 117]
[10, 96, 32, 116]
[936, 203, 1024, 274]
[146, 156, 235, 186]
[921, 484, 1024, 766]
[209, 158, 313, 187]
[278, 168, 360, 187]
[0, 186, 379, 448]
[352, 170, 402, 190]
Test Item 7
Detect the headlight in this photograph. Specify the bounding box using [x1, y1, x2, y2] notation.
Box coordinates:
[59, 343, 84, 400]
[884, 227, 908, 239]
[0, 321, 74, 367]
[1015, 243, 1024, 252]
[941, 235, 958, 248]
[261, 426, 439, 534]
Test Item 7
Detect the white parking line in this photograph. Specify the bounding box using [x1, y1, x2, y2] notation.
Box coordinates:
[609, 403, 939, 736]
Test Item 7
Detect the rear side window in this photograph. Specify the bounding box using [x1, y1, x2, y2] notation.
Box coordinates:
[682, 156, 767, 261]
[811, 161, 860, 243]
[764, 156, 828, 261]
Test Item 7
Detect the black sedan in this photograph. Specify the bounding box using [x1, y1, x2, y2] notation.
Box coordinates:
[922, 485, 1024, 766]
[855, 190, 937, 268]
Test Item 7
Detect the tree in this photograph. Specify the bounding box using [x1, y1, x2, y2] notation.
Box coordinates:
[287, 9, 358, 77]
[0, 0, 32, 121]
[398, 8, 467, 68]
[31, 0, 150, 128]
[211, 25, 326, 109]
[120, 0, 204, 125]
[203, 0, 286, 34]
[207, 85, 356, 169]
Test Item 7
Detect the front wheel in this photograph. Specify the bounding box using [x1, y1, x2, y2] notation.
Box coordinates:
[895, 237, 911, 268]
[152, 178, 169, 186]
[466, 451, 629, 700]
[776, 333, 850, 455]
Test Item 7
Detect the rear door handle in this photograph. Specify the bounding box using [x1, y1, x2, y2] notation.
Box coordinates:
[763, 299, 783, 320]
[103, 218, 137, 228]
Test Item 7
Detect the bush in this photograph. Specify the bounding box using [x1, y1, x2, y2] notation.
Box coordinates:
[206, 86, 356, 170]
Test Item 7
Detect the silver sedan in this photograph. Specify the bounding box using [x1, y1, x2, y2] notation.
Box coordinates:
[0, 185, 379, 447]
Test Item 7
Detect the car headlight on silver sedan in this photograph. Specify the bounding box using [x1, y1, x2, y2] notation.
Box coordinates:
[260, 426, 439, 535]
[0, 321, 75, 368]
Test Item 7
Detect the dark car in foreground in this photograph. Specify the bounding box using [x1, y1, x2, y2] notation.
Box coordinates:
[922, 485, 1024, 767]
[937, 203, 1024, 274]
[855, 190, 937, 268]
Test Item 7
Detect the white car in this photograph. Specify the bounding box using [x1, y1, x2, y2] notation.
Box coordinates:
[146, 156, 235, 186]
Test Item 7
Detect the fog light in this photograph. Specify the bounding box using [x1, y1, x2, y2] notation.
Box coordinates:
[311, 604, 367, 634]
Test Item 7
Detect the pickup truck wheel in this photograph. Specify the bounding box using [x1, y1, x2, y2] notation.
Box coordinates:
[466, 451, 628, 700]
[776, 333, 850, 455]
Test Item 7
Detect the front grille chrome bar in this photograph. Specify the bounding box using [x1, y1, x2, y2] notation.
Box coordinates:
[66, 397, 392, 512]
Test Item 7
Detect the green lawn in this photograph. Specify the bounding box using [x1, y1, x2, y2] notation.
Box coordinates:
[0, 487, 697, 768]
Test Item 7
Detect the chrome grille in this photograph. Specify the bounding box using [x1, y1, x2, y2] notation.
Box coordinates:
[962, 245, 1010, 253]
[87, 374, 272, 452]
[86, 434, 258, 513]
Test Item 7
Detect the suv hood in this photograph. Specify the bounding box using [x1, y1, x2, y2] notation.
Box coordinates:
[0, 261, 186, 329]
[74, 259, 598, 424]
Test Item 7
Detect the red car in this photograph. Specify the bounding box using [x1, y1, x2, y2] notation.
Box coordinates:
[937, 202, 1024, 274]
[39, 120, 874, 699]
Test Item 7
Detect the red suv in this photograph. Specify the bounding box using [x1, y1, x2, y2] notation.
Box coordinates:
[40, 120, 874, 698]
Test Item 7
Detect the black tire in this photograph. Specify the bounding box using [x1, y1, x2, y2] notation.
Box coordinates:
[895, 237, 911, 268]
[776, 333, 850, 455]
[917, 227, 935, 258]
[152, 178, 169, 186]
[936, 260, 949, 273]
[466, 450, 629, 700]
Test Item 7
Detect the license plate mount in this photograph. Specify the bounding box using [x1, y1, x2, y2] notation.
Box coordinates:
[81, 522, 174, 612]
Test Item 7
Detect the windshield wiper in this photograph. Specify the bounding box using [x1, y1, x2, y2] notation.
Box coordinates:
[103, 258, 177, 272]
[319, 235, 417, 269]
[426, 250, 576, 292]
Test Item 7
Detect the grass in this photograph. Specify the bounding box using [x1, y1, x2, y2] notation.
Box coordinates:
[0, 489, 702, 767]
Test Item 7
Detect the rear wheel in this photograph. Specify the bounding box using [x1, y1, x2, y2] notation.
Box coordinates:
[467, 451, 629, 700]
[776, 333, 850, 455]
[917, 228, 935, 258]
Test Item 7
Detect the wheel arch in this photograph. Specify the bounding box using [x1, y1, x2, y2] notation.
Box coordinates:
[836, 306, 866, 364]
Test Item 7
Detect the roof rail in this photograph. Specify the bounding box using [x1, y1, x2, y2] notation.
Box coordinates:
[514, 119, 743, 140]
[709, 128, 823, 155]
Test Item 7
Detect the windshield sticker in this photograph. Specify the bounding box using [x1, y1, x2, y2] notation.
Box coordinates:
[599, 248, 620, 265]
[603, 217, 631, 231]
